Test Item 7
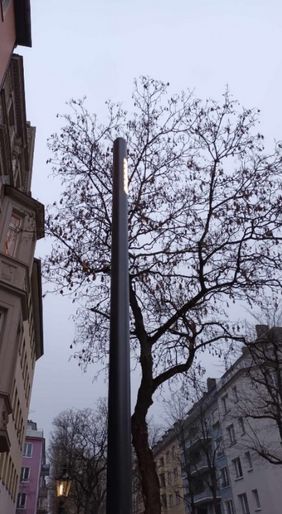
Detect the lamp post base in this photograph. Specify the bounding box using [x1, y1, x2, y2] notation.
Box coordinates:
[58, 499, 65, 514]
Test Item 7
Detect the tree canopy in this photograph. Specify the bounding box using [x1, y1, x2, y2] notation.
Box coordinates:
[45, 77, 282, 513]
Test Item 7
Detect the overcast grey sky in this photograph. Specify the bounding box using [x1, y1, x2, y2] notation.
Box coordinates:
[18, 0, 282, 441]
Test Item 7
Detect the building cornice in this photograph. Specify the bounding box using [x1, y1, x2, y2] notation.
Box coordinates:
[10, 54, 28, 168]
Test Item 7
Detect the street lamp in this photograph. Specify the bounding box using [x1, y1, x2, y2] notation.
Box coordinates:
[55, 469, 71, 514]
[107, 138, 132, 514]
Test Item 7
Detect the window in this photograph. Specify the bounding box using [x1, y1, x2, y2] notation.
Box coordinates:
[216, 436, 224, 456]
[0, 453, 4, 479]
[252, 489, 261, 509]
[227, 424, 236, 446]
[189, 426, 197, 439]
[8, 99, 15, 128]
[222, 394, 228, 414]
[7, 456, 12, 490]
[220, 466, 230, 487]
[173, 467, 178, 482]
[20, 467, 30, 482]
[161, 494, 167, 509]
[232, 457, 243, 478]
[213, 420, 220, 434]
[225, 499, 234, 514]
[269, 370, 279, 388]
[166, 450, 170, 463]
[159, 473, 166, 487]
[192, 450, 201, 465]
[212, 410, 219, 424]
[175, 491, 180, 505]
[1, 452, 7, 481]
[169, 494, 173, 507]
[11, 468, 17, 500]
[245, 451, 253, 470]
[238, 417, 245, 435]
[1, 0, 10, 15]
[4, 212, 22, 257]
[23, 442, 33, 457]
[238, 493, 250, 514]
[159, 457, 164, 467]
[17, 492, 27, 509]
[167, 471, 171, 484]
[232, 386, 239, 402]
[0, 308, 6, 339]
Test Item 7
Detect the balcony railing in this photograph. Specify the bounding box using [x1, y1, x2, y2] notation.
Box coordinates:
[190, 462, 210, 476]
[193, 489, 221, 505]
[185, 435, 212, 452]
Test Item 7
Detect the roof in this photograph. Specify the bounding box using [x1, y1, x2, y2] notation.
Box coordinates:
[14, 0, 32, 47]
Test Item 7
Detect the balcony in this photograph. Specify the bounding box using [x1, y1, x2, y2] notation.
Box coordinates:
[185, 435, 212, 452]
[190, 463, 210, 477]
[193, 489, 221, 506]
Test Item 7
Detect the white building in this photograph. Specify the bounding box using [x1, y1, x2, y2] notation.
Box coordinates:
[155, 326, 282, 514]
[215, 325, 282, 514]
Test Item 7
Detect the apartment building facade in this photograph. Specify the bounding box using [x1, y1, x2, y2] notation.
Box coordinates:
[215, 326, 282, 514]
[16, 421, 49, 514]
[149, 326, 282, 514]
[180, 380, 223, 514]
[154, 432, 186, 514]
[0, 1, 44, 512]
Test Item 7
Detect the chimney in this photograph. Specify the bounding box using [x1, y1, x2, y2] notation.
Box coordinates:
[255, 325, 269, 340]
[207, 378, 216, 392]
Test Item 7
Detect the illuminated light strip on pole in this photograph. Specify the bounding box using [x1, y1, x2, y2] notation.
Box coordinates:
[123, 157, 128, 194]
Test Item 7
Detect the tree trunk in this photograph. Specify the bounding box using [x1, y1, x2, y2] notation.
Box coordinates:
[180, 429, 196, 514]
[131, 409, 161, 514]
[210, 474, 221, 514]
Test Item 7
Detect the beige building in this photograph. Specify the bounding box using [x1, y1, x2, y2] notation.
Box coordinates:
[0, 1, 44, 512]
[155, 432, 186, 514]
[133, 433, 186, 514]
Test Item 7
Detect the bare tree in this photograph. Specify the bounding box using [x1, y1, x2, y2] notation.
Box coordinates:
[49, 402, 107, 514]
[45, 77, 282, 513]
[241, 325, 282, 465]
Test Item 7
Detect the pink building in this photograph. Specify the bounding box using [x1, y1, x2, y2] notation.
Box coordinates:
[16, 421, 48, 514]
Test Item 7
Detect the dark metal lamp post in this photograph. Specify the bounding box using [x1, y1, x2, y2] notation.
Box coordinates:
[106, 138, 132, 514]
